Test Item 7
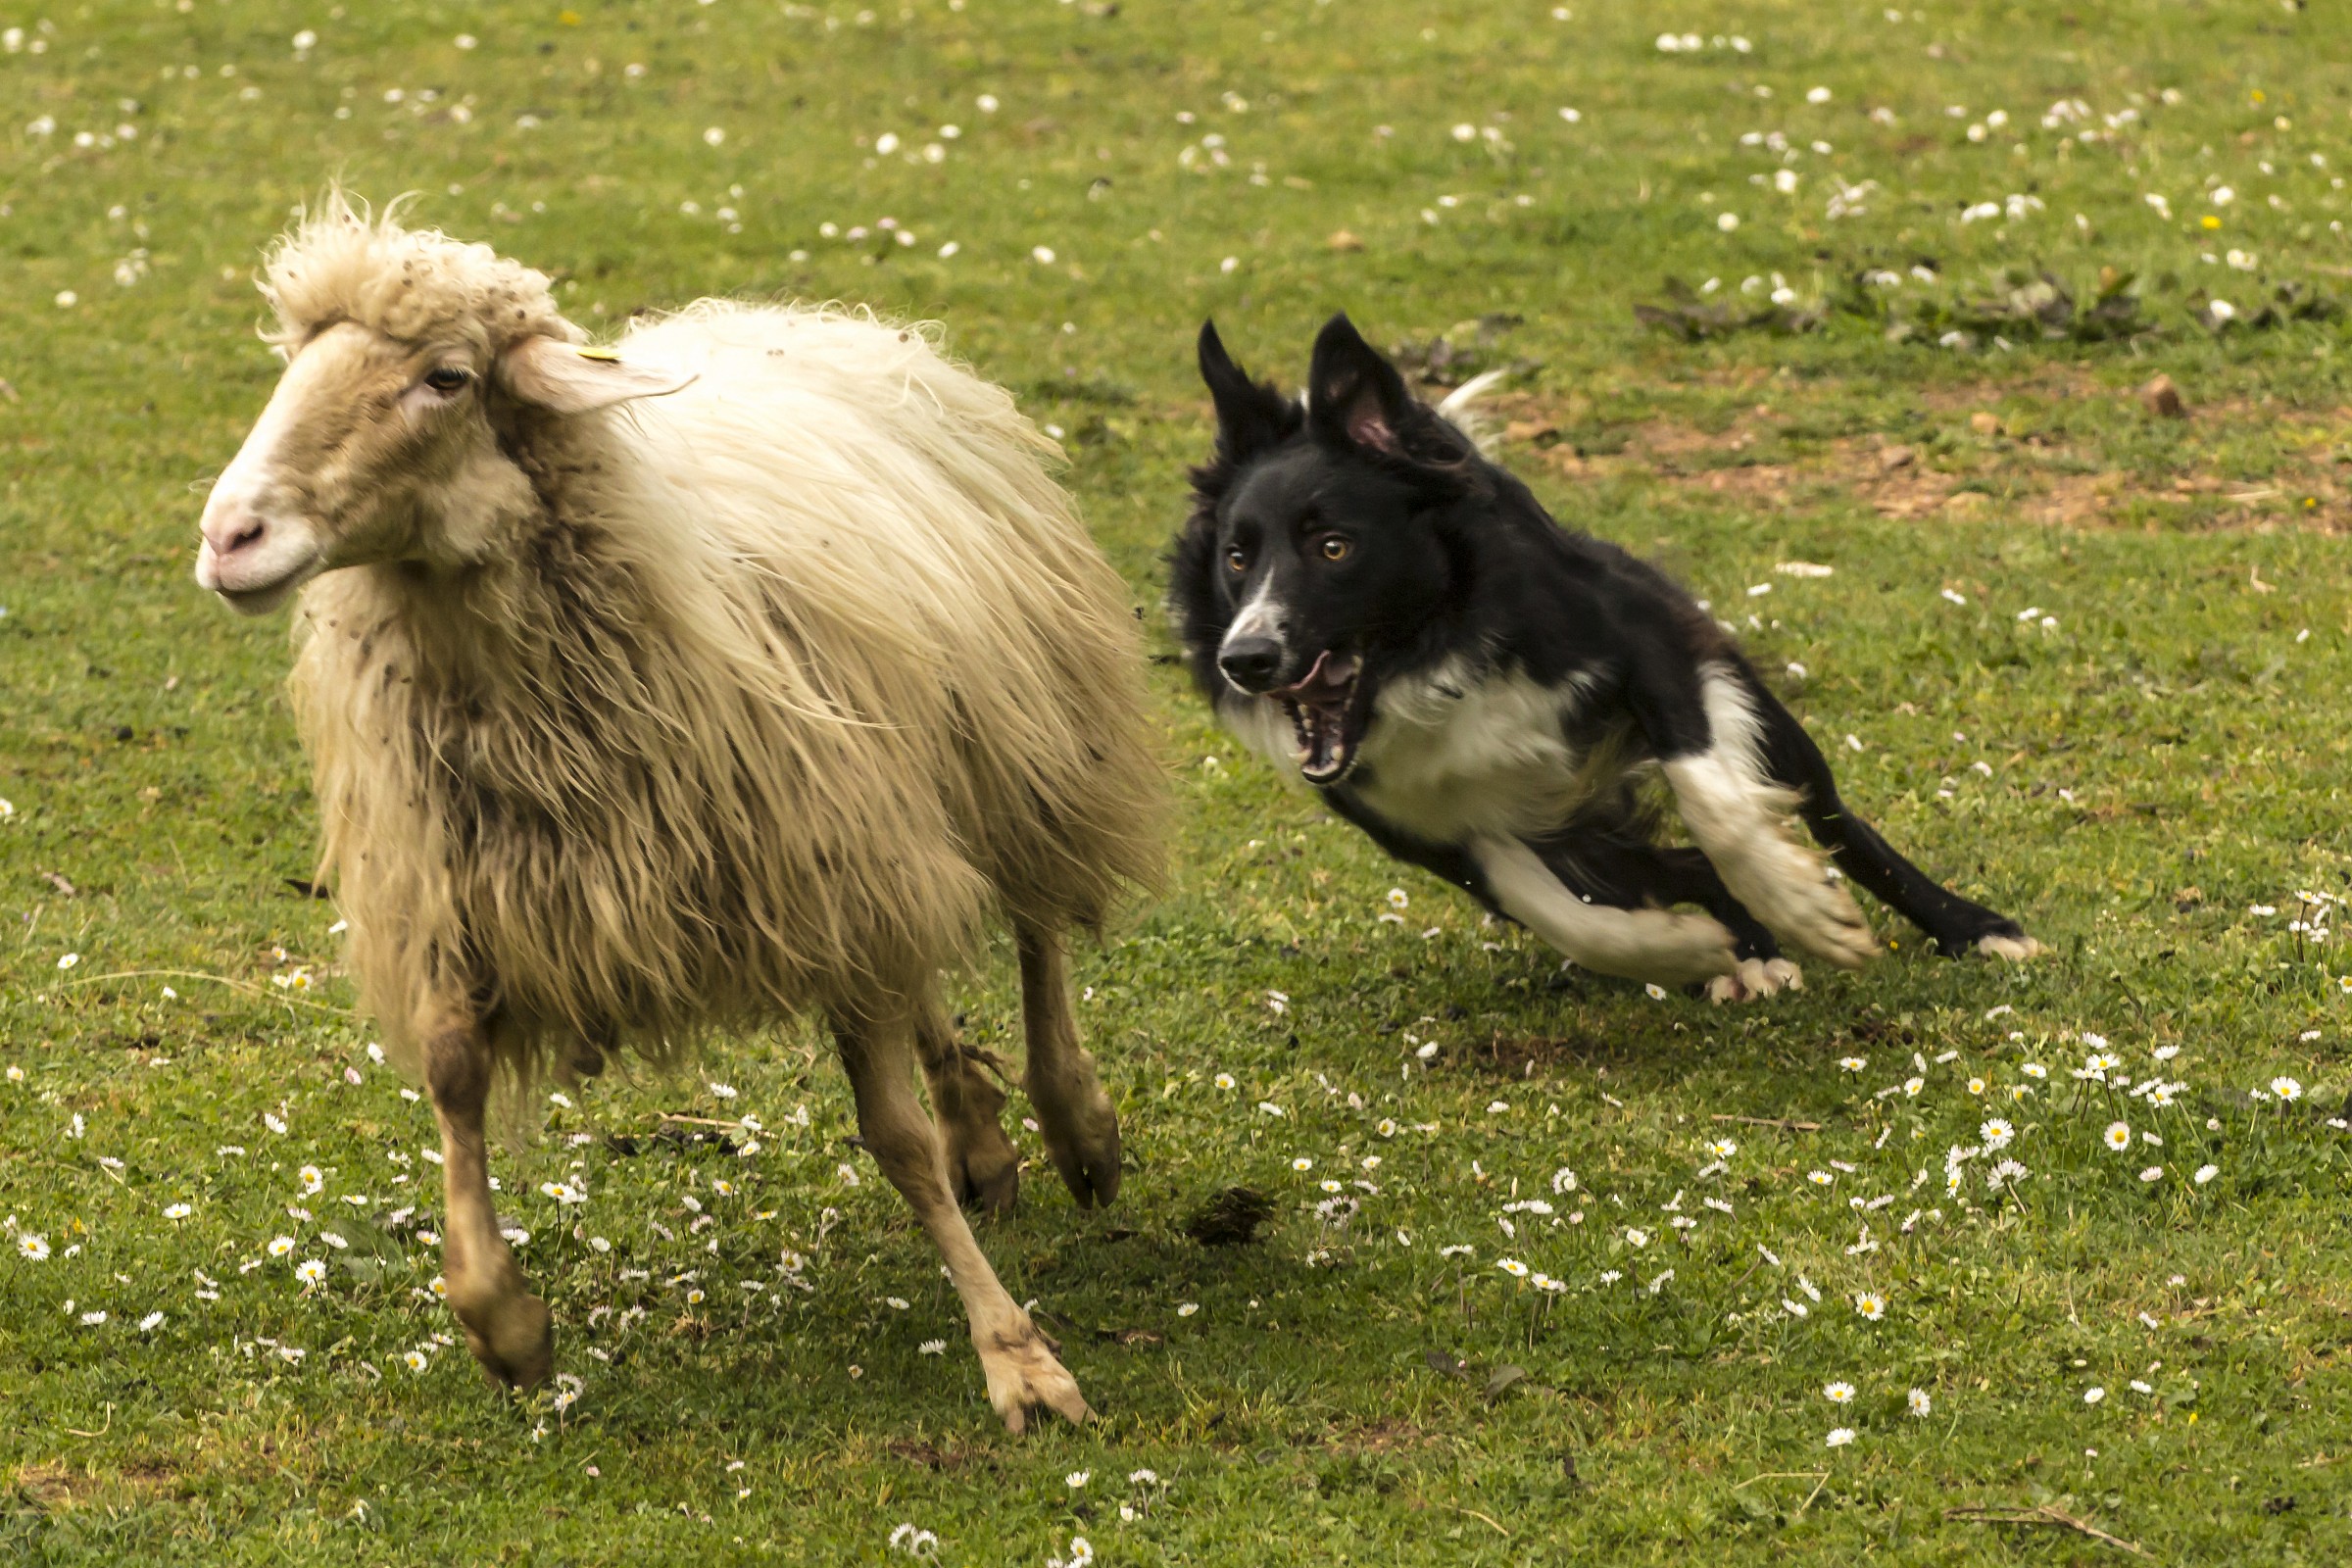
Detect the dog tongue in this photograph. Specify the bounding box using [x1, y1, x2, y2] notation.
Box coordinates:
[1282, 651, 1358, 701]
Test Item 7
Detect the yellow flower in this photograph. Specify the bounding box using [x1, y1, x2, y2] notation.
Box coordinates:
[2201, 215, 2223, 230]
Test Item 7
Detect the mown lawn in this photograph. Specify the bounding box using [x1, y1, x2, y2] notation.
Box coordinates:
[5, 1, 2350, 1561]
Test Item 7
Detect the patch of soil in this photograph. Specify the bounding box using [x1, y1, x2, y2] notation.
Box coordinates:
[1327, 1416, 1437, 1455]
[886, 1439, 991, 1473]
[1485, 385, 2349, 533]
[1469, 1031, 1619, 1077]
[13, 1460, 74, 1511]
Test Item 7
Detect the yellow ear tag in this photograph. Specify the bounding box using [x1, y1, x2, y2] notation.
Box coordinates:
[576, 346, 621, 363]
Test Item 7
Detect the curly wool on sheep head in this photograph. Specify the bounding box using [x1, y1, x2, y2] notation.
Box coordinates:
[195, 194, 691, 612]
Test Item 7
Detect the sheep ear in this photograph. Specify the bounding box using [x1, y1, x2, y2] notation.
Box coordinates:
[1199, 319, 1298, 462]
[1305, 313, 1413, 456]
[498, 337, 695, 415]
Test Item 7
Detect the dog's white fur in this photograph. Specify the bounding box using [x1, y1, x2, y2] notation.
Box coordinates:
[1347, 660, 1613, 844]
[1469, 835, 1740, 985]
[1660, 668, 1878, 969]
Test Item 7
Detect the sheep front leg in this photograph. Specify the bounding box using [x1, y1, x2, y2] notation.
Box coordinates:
[1014, 921, 1121, 1208]
[914, 1003, 1020, 1215]
[425, 1018, 554, 1390]
[835, 1001, 1088, 1434]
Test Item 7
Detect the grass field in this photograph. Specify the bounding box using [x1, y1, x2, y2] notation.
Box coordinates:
[6, 1, 2352, 1561]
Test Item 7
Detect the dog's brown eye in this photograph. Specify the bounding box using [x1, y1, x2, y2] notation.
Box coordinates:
[1319, 536, 1350, 562]
[1225, 547, 1247, 572]
[422, 367, 471, 394]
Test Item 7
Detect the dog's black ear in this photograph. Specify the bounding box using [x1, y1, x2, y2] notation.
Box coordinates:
[1305, 313, 1416, 457]
[1199, 319, 1298, 462]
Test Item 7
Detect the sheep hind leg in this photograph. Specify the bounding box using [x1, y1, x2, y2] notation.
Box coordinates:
[834, 999, 1088, 1434]
[914, 1004, 1020, 1216]
[1014, 919, 1121, 1209]
[425, 1017, 553, 1391]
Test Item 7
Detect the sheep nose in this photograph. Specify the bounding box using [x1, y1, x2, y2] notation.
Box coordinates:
[1218, 636, 1285, 693]
[202, 505, 271, 564]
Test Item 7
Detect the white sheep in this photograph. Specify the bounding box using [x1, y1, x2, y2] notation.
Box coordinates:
[194, 197, 1162, 1432]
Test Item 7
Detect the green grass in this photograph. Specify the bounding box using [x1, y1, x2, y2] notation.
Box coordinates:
[6, 1, 2352, 1561]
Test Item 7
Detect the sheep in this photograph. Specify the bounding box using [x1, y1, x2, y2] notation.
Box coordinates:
[193, 197, 1163, 1433]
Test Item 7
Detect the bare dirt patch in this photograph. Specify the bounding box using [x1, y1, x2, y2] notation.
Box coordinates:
[1326, 1416, 1440, 1456]
[1484, 386, 2350, 533]
[13, 1460, 75, 1512]
[1466, 1031, 1625, 1078]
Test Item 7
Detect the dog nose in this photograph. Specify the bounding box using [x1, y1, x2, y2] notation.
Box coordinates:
[1218, 636, 1284, 692]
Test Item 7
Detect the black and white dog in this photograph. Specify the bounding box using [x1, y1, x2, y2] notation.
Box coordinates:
[1169, 315, 2037, 1002]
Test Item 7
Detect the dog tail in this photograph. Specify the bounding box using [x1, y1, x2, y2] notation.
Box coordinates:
[1434, 368, 1508, 458]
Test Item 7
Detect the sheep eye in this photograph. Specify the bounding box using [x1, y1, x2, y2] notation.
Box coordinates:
[1319, 536, 1350, 562]
[422, 367, 472, 394]
[1224, 547, 1247, 572]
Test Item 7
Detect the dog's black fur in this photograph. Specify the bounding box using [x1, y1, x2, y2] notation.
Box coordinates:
[1169, 314, 2033, 994]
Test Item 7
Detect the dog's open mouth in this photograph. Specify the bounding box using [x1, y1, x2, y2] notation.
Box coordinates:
[1274, 651, 1364, 785]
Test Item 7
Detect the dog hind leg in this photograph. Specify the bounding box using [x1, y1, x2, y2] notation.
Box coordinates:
[1735, 663, 2038, 959]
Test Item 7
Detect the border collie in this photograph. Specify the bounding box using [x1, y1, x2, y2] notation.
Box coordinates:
[1169, 314, 2037, 1002]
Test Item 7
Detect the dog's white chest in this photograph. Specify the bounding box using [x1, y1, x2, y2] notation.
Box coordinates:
[1348, 663, 1596, 843]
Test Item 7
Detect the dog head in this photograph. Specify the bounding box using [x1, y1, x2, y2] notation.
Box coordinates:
[1172, 313, 1482, 785]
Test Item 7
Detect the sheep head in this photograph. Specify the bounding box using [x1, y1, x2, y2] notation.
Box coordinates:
[196, 198, 692, 614]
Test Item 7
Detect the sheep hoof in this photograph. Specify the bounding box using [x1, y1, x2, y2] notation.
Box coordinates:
[1029, 1051, 1122, 1209]
[462, 1292, 554, 1391]
[981, 1323, 1090, 1435]
[1041, 1105, 1121, 1210]
[949, 1120, 1021, 1217]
